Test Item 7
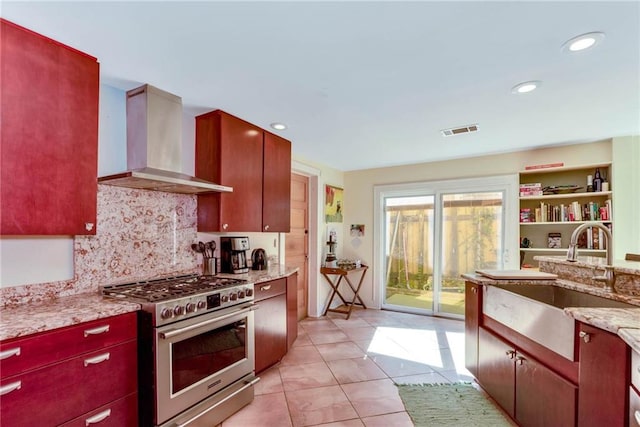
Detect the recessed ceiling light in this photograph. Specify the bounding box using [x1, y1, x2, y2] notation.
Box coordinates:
[562, 32, 605, 53]
[511, 81, 542, 94]
[270, 122, 287, 130]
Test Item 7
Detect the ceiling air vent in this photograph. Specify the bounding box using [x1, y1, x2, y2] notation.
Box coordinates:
[441, 124, 479, 137]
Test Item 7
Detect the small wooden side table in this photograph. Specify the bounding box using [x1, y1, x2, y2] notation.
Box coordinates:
[321, 265, 368, 319]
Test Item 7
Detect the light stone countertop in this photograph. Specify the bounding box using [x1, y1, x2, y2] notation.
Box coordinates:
[462, 272, 640, 353]
[535, 255, 640, 276]
[0, 292, 140, 341]
[618, 328, 640, 353]
[0, 265, 298, 342]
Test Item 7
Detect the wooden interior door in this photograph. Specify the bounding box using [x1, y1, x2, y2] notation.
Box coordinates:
[286, 173, 309, 320]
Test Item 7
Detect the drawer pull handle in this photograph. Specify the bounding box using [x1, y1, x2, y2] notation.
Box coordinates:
[84, 325, 110, 337]
[0, 381, 22, 396]
[0, 347, 21, 360]
[635, 410, 640, 426]
[579, 331, 591, 343]
[505, 350, 516, 359]
[85, 409, 111, 426]
[516, 356, 525, 365]
[84, 352, 110, 367]
[260, 285, 272, 291]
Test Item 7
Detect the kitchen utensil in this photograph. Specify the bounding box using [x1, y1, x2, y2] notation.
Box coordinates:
[198, 241, 206, 255]
[251, 248, 268, 270]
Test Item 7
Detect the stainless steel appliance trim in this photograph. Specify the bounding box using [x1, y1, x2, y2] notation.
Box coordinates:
[155, 304, 255, 424]
[159, 304, 256, 340]
[483, 285, 575, 360]
[175, 377, 260, 427]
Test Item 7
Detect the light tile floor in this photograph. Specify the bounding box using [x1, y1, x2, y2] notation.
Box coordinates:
[221, 308, 476, 427]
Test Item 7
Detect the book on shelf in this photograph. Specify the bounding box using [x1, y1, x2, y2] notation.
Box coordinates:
[548, 232, 562, 248]
[524, 200, 611, 223]
[519, 182, 542, 197]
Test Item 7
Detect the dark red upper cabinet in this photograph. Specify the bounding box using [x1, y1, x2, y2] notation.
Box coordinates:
[263, 131, 291, 232]
[195, 110, 291, 233]
[196, 110, 264, 232]
[0, 19, 99, 235]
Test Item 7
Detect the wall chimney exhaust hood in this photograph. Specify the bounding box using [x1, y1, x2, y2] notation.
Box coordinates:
[98, 84, 232, 194]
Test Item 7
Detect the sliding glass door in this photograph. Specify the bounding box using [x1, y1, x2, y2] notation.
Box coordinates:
[375, 175, 518, 318]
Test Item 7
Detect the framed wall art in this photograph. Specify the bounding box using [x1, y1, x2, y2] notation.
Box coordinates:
[325, 185, 343, 223]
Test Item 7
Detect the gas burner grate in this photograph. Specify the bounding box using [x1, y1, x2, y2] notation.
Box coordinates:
[102, 275, 250, 303]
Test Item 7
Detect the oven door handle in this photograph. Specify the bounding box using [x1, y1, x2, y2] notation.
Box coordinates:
[159, 304, 256, 340]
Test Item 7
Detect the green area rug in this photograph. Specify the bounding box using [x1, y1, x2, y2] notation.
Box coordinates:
[397, 383, 513, 426]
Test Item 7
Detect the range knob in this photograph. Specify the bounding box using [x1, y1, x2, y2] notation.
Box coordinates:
[161, 308, 174, 319]
[185, 302, 196, 313]
[173, 305, 185, 316]
[221, 295, 230, 303]
[230, 293, 238, 301]
[245, 287, 254, 297]
[197, 300, 206, 309]
[238, 290, 246, 299]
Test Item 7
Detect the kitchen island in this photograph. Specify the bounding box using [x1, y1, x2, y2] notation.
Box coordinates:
[463, 256, 640, 426]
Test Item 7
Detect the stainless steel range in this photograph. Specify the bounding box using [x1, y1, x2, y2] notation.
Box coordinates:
[103, 275, 258, 427]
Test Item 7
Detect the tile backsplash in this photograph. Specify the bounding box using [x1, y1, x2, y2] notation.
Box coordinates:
[0, 185, 199, 307]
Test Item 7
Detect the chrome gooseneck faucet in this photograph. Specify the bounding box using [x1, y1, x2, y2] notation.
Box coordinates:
[566, 222, 615, 292]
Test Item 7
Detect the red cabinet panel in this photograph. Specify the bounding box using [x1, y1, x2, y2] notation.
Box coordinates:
[286, 273, 298, 350]
[0, 312, 136, 378]
[515, 350, 577, 427]
[477, 327, 515, 418]
[0, 18, 99, 235]
[0, 340, 137, 426]
[60, 392, 138, 427]
[464, 282, 481, 378]
[263, 132, 291, 232]
[254, 279, 287, 373]
[196, 110, 264, 232]
[577, 322, 629, 427]
[195, 110, 291, 233]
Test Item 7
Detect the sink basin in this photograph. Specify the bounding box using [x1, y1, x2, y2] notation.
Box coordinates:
[483, 284, 635, 361]
[491, 284, 636, 309]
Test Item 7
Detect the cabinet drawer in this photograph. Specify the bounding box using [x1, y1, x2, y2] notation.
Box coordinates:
[631, 386, 640, 427]
[0, 340, 137, 426]
[254, 279, 286, 301]
[59, 392, 138, 427]
[0, 312, 136, 378]
[633, 348, 640, 390]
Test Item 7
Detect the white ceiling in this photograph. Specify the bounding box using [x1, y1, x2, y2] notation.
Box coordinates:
[2, 1, 639, 171]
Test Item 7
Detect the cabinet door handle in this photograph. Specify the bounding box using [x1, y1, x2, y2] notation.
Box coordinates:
[260, 285, 272, 291]
[635, 410, 640, 426]
[84, 325, 110, 337]
[264, 225, 270, 231]
[515, 355, 525, 365]
[222, 223, 229, 230]
[505, 350, 516, 359]
[85, 409, 111, 426]
[472, 287, 478, 294]
[85, 222, 95, 231]
[84, 352, 110, 367]
[0, 380, 22, 396]
[0, 347, 21, 360]
[579, 331, 591, 343]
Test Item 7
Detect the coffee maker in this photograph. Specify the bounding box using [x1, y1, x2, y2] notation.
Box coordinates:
[220, 236, 250, 274]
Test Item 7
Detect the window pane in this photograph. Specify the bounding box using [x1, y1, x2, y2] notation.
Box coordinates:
[384, 195, 435, 311]
[440, 192, 503, 315]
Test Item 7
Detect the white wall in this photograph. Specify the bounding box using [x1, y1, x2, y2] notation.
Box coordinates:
[291, 154, 345, 317]
[342, 140, 615, 309]
[612, 136, 640, 257]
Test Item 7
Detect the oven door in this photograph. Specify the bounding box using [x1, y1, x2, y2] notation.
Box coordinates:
[155, 302, 255, 425]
